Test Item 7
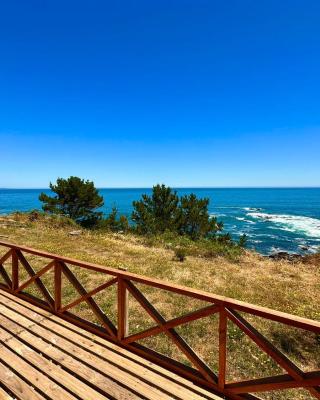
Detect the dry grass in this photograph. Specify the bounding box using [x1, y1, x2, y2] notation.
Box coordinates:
[0, 213, 319, 400]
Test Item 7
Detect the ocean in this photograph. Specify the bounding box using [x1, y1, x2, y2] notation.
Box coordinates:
[0, 188, 319, 255]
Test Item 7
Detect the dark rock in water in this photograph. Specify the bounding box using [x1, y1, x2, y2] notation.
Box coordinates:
[268, 251, 302, 261]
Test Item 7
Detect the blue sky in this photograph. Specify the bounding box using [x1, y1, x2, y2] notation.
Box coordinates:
[0, 0, 319, 188]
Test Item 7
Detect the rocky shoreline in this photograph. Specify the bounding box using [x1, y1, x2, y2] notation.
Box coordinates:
[267, 251, 303, 261]
[267, 249, 319, 263]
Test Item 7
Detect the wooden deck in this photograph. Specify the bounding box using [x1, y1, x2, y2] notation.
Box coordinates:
[0, 289, 221, 400]
[1, 241, 320, 400]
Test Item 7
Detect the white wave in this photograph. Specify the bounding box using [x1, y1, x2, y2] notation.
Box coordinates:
[308, 245, 320, 253]
[267, 225, 296, 233]
[251, 233, 279, 239]
[215, 206, 244, 209]
[247, 212, 320, 238]
[235, 217, 256, 224]
[243, 207, 262, 212]
[209, 213, 226, 218]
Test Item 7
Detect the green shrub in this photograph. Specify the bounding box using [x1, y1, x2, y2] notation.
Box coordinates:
[28, 209, 41, 221]
[98, 207, 129, 233]
[174, 247, 187, 262]
[238, 234, 248, 248]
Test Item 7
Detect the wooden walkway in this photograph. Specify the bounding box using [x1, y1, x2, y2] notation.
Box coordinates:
[0, 289, 221, 400]
[1, 241, 320, 400]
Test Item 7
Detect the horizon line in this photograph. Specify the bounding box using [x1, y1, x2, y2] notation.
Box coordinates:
[1, 186, 320, 190]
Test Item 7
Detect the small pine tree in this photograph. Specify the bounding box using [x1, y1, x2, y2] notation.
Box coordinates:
[132, 184, 179, 234]
[102, 207, 129, 232]
[103, 207, 118, 231]
[178, 194, 223, 240]
[238, 234, 248, 248]
[118, 214, 129, 232]
[39, 176, 104, 227]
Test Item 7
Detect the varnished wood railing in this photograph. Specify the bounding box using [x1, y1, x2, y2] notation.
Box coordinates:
[0, 240, 319, 400]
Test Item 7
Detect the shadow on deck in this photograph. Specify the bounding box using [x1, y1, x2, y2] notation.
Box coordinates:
[0, 289, 221, 400]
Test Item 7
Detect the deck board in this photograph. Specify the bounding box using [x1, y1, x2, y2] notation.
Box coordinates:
[0, 289, 221, 400]
[0, 384, 14, 400]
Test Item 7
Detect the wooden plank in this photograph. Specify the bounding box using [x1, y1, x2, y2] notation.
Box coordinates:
[0, 342, 78, 400]
[123, 304, 220, 345]
[117, 277, 129, 340]
[7, 331, 137, 400]
[0, 385, 14, 400]
[60, 277, 117, 313]
[0, 241, 319, 334]
[0, 360, 45, 400]
[0, 250, 12, 265]
[0, 327, 110, 400]
[0, 291, 221, 400]
[0, 308, 176, 400]
[16, 261, 54, 293]
[11, 249, 18, 291]
[226, 370, 320, 393]
[218, 307, 227, 390]
[0, 265, 12, 288]
[54, 260, 62, 312]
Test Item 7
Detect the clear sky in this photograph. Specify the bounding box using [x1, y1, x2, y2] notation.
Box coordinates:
[1, 1, 319, 188]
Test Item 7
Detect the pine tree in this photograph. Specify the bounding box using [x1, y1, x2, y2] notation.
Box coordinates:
[102, 207, 129, 232]
[39, 176, 104, 227]
[132, 185, 223, 239]
[178, 193, 223, 239]
[132, 184, 179, 234]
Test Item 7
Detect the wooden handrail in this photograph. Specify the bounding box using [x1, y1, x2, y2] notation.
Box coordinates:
[0, 240, 319, 332]
[0, 240, 319, 400]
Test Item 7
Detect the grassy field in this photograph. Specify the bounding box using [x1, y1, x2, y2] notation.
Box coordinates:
[0, 213, 319, 400]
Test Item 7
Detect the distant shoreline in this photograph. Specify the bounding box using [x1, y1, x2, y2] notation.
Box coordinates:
[1, 186, 320, 190]
[1, 187, 319, 255]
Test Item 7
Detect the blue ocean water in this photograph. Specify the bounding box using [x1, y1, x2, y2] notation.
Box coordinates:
[0, 188, 319, 255]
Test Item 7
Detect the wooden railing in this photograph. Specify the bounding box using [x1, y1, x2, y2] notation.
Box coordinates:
[0, 240, 319, 400]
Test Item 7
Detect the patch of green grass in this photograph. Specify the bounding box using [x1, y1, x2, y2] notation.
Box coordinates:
[142, 230, 244, 261]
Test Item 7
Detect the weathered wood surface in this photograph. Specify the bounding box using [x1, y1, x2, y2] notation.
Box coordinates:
[0, 240, 319, 400]
[0, 289, 220, 400]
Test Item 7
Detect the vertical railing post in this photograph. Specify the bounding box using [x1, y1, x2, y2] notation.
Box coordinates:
[11, 249, 19, 291]
[117, 277, 129, 341]
[54, 260, 62, 312]
[218, 306, 227, 390]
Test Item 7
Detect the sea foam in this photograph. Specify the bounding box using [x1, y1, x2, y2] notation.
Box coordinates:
[235, 217, 256, 224]
[247, 212, 320, 238]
